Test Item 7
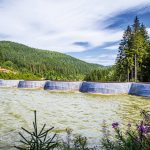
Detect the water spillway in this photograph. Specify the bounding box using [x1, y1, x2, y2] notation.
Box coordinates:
[44, 81, 82, 91]
[0, 79, 150, 97]
[129, 83, 150, 97]
[18, 80, 46, 89]
[80, 82, 132, 94]
[0, 79, 21, 87]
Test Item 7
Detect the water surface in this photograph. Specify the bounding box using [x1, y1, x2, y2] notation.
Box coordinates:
[0, 88, 150, 149]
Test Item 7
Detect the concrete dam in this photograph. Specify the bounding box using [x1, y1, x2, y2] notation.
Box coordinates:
[0, 79, 150, 97]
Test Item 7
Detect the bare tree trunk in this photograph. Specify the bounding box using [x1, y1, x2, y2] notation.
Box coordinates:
[131, 69, 133, 81]
[127, 68, 129, 82]
[134, 54, 137, 82]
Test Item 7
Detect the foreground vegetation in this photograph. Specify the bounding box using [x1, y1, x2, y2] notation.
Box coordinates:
[15, 110, 150, 150]
[102, 110, 150, 150]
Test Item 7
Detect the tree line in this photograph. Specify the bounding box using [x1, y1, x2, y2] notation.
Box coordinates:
[84, 67, 116, 82]
[116, 16, 150, 82]
[84, 16, 150, 82]
[0, 41, 103, 80]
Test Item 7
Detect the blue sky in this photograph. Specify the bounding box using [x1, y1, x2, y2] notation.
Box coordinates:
[0, 0, 150, 65]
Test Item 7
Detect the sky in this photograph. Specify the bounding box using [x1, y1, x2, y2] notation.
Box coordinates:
[0, 0, 150, 66]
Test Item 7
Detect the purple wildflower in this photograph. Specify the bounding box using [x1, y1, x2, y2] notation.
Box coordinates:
[138, 122, 149, 133]
[138, 125, 145, 132]
[112, 122, 119, 129]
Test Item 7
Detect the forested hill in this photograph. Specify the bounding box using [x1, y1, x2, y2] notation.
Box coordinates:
[0, 41, 103, 80]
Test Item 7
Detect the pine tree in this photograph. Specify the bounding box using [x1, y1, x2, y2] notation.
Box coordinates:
[140, 23, 149, 40]
[131, 18, 149, 81]
[116, 26, 132, 81]
[133, 16, 141, 33]
[132, 16, 140, 81]
[116, 16, 149, 82]
[141, 35, 150, 81]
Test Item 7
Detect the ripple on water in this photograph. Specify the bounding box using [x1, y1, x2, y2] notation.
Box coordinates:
[0, 88, 150, 149]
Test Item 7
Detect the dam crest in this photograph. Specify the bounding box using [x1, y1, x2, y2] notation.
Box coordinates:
[0, 79, 150, 97]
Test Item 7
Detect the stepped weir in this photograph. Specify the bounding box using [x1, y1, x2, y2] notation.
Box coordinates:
[18, 80, 46, 89]
[44, 81, 82, 91]
[0, 80, 150, 97]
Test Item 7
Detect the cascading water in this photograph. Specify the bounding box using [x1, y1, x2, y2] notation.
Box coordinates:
[129, 83, 150, 97]
[0, 80, 21, 87]
[18, 80, 46, 89]
[44, 81, 82, 91]
[0, 80, 149, 97]
[80, 82, 132, 94]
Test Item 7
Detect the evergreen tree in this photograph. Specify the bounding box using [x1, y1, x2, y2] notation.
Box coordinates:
[0, 41, 103, 81]
[141, 42, 150, 81]
[140, 23, 149, 40]
[132, 16, 140, 81]
[133, 16, 141, 33]
[116, 16, 149, 82]
[116, 26, 132, 81]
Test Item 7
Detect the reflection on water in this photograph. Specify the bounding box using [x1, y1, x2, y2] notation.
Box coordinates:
[0, 88, 150, 149]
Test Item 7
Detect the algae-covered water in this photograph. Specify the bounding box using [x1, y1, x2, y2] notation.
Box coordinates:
[0, 88, 150, 149]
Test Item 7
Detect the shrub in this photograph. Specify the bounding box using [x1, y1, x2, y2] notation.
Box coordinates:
[15, 111, 94, 150]
[15, 110, 150, 150]
[15, 111, 58, 150]
[101, 110, 150, 150]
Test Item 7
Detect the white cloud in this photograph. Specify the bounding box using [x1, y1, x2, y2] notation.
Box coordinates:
[82, 54, 117, 66]
[0, 0, 149, 64]
[104, 45, 119, 50]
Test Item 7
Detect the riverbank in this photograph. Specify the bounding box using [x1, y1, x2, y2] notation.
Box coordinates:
[0, 79, 150, 97]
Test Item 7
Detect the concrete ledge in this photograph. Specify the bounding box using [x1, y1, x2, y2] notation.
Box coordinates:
[18, 80, 46, 89]
[44, 81, 82, 91]
[129, 83, 150, 97]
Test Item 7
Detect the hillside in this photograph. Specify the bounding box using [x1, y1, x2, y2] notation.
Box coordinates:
[0, 41, 103, 80]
